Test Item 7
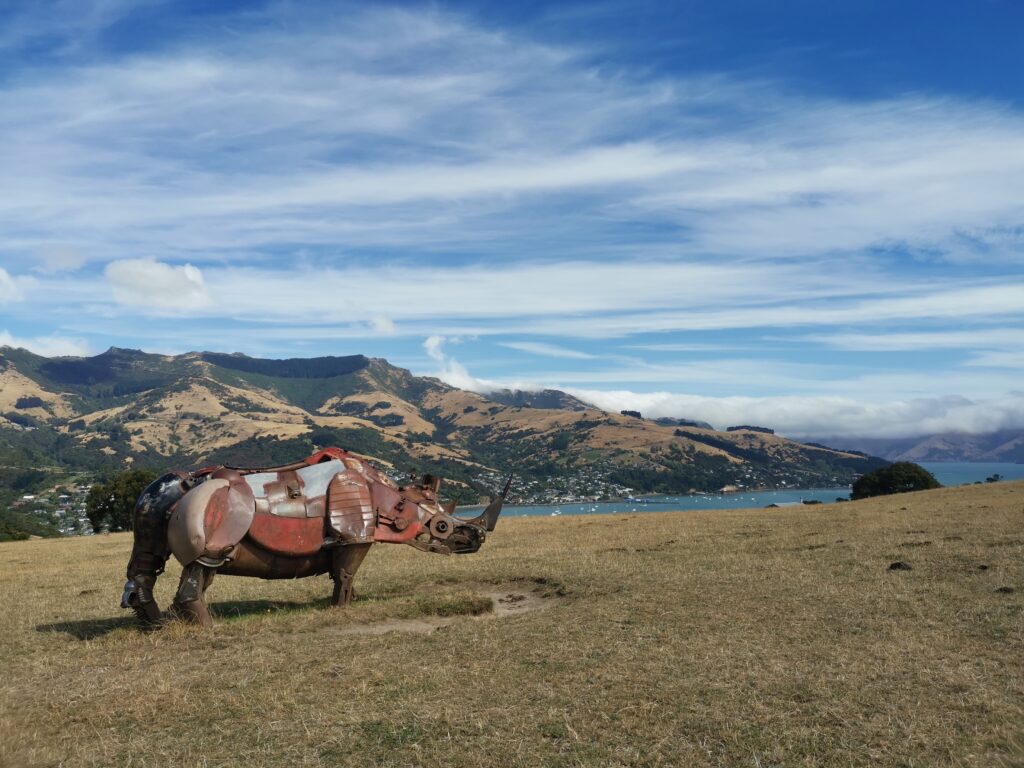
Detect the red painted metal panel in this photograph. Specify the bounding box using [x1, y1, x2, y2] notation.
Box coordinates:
[246, 512, 325, 557]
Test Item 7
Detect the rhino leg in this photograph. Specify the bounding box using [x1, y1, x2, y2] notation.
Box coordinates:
[330, 543, 372, 607]
[169, 561, 217, 628]
[122, 472, 192, 630]
[123, 573, 163, 629]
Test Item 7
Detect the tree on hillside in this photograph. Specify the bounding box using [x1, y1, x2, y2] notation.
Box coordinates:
[851, 462, 941, 500]
[85, 469, 157, 532]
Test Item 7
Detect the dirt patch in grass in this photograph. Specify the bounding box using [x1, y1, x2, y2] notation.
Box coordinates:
[330, 585, 557, 636]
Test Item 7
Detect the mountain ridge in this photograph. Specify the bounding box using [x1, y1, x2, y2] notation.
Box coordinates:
[0, 346, 886, 503]
[806, 431, 1024, 464]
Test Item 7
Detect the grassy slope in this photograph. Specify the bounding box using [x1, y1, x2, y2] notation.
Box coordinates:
[1, 483, 1022, 767]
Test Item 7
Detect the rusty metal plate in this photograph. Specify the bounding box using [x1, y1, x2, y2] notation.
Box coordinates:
[373, 519, 424, 543]
[205, 480, 255, 554]
[246, 512, 325, 557]
[168, 479, 229, 565]
[327, 475, 375, 543]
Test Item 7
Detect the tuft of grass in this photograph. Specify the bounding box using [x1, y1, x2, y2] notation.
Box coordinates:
[412, 591, 493, 618]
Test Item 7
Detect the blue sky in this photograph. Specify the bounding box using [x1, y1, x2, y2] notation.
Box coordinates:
[0, 0, 1022, 438]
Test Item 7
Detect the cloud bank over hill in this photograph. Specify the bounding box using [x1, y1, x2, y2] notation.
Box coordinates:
[562, 390, 1024, 440]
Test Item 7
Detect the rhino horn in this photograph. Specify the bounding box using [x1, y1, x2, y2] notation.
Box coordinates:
[480, 474, 512, 532]
[454, 474, 512, 532]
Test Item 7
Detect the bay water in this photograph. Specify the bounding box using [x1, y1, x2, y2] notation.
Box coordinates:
[484, 461, 1022, 518]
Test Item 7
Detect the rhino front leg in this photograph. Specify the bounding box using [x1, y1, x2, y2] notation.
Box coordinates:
[169, 561, 217, 628]
[122, 472, 193, 629]
[330, 543, 372, 607]
[122, 573, 162, 629]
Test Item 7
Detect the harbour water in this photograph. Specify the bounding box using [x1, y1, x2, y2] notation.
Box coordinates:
[477, 461, 1022, 519]
[919, 461, 1024, 486]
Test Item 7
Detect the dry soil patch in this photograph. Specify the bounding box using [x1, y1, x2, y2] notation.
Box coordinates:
[330, 585, 554, 636]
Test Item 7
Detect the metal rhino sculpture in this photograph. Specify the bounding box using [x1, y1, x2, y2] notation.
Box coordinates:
[120, 447, 510, 628]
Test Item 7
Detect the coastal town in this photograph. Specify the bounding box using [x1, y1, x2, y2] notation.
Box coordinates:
[6, 482, 94, 536]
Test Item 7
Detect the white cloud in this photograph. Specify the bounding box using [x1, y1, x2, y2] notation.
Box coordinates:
[0, 330, 91, 357]
[370, 316, 396, 335]
[0, 268, 21, 303]
[421, 335, 497, 393]
[423, 335, 446, 362]
[104, 258, 211, 310]
[500, 341, 595, 359]
[34, 246, 87, 273]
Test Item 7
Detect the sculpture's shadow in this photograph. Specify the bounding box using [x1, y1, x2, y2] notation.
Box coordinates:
[36, 597, 332, 640]
[37, 615, 138, 640]
[213, 596, 331, 621]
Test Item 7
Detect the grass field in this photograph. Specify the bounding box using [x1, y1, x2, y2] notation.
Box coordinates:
[1, 482, 1022, 767]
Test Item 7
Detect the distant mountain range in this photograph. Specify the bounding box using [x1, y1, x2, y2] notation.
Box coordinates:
[806, 431, 1024, 464]
[0, 346, 886, 503]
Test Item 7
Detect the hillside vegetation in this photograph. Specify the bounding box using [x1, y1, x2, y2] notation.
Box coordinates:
[0, 347, 883, 509]
[0, 481, 1021, 766]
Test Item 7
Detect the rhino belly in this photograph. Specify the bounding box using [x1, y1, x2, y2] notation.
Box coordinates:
[218, 538, 331, 579]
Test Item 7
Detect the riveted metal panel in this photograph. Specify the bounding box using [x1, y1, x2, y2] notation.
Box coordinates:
[371, 483, 425, 543]
[263, 470, 306, 518]
[327, 474, 375, 543]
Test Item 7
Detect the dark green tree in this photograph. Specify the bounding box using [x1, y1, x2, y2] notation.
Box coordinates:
[85, 469, 157, 532]
[851, 462, 941, 500]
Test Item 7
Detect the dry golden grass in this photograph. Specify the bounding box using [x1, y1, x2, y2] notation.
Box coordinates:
[1, 482, 1022, 767]
[0, 366, 75, 420]
[319, 391, 438, 436]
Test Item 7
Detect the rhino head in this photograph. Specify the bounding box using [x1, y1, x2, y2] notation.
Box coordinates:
[398, 474, 511, 555]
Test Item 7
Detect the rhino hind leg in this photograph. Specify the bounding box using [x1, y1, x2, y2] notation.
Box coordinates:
[169, 561, 217, 628]
[330, 543, 372, 607]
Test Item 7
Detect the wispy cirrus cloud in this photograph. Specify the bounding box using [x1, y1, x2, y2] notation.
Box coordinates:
[499, 341, 596, 359]
[798, 328, 1024, 351]
[28, 259, 1021, 333]
[1, 6, 1022, 269]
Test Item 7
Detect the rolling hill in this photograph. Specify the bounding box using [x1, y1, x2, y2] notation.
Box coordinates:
[0, 346, 885, 508]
